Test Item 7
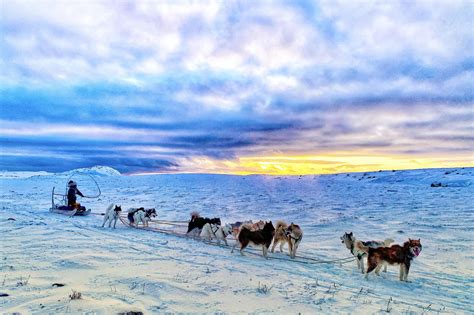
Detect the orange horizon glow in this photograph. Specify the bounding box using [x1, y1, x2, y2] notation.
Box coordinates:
[129, 153, 474, 176]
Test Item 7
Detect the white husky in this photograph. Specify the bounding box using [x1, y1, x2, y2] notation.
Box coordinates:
[200, 223, 233, 245]
[102, 204, 122, 229]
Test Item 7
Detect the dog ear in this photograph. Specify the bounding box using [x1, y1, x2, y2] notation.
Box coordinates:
[409, 238, 412, 241]
[349, 232, 353, 236]
[418, 238, 420, 241]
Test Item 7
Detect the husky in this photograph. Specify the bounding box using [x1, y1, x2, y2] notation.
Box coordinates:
[286, 222, 303, 259]
[186, 212, 221, 236]
[102, 204, 122, 229]
[365, 239, 422, 281]
[271, 220, 289, 253]
[232, 221, 275, 258]
[341, 232, 394, 273]
[128, 208, 157, 227]
[200, 223, 233, 245]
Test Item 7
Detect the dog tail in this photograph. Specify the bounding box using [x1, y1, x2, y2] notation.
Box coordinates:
[275, 220, 287, 230]
[355, 241, 369, 254]
[105, 203, 114, 213]
[383, 238, 395, 246]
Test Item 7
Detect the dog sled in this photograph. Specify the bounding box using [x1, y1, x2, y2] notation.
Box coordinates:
[50, 187, 91, 216]
[49, 171, 102, 217]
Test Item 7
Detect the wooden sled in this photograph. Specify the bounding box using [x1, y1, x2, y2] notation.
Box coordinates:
[49, 187, 91, 216]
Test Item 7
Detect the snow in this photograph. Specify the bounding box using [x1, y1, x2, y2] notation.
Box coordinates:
[0, 166, 120, 180]
[0, 167, 473, 313]
[59, 166, 121, 177]
[0, 171, 52, 179]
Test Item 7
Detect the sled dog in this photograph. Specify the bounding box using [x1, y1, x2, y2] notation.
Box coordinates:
[286, 222, 303, 259]
[365, 239, 422, 281]
[186, 212, 221, 236]
[232, 221, 275, 258]
[128, 207, 157, 227]
[102, 204, 122, 229]
[271, 221, 303, 258]
[200, 223, 233, 245]
[271, 220, 289, 253]
[341, 232, 394, 273]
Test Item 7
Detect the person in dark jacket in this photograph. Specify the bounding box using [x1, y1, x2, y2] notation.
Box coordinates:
[67, 180, 84, 208]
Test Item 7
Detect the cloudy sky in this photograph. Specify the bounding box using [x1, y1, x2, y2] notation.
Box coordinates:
[1, 0, 473, 174]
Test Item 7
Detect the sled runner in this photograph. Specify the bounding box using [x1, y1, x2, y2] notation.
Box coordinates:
[49, 187, 91, 216]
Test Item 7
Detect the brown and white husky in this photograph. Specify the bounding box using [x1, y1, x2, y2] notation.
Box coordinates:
[365, 238, 422, 281]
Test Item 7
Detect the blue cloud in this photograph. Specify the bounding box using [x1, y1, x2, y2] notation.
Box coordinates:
[0, 0, 473, 172]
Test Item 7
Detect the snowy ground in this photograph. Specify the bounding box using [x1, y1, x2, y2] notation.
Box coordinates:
[0, 167, 473, 314]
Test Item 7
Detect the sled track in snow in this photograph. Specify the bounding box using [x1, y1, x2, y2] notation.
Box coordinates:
[118, 213, 355, 265]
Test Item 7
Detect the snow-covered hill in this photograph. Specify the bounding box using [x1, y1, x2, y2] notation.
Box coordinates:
[0, 166, 121, 179]
[0, 170, 52, 179]
[331, 167, 473, 187]
[59, 165, 121, 177]
[0, 167, 472, 313]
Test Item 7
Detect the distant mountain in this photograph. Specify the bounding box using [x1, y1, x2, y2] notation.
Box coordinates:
[0, 166, 121, 179]
[60, 166, 121, 177]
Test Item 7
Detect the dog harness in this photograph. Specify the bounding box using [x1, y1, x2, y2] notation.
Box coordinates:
[285, 227, 302, 243]
[222, 228, 231, 237]
[288, 234, 302, 243]
[144, 209, 156, 218]
[210, 225, 231, 238]
[211, 225, 219, 236]
[350, 243, 366, 260]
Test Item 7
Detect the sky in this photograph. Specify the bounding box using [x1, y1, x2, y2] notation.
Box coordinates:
[0, 0, 473, 175]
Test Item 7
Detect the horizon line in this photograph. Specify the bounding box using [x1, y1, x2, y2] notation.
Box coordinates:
[125, 164, 473, 177]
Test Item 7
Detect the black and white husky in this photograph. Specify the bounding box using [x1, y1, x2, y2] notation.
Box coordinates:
[102, 204, 122, 229]
[128, 208, 157, 227]
[200, 223, 233, 245]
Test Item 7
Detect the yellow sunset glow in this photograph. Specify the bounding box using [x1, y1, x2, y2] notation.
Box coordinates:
[145, 153, 474, 176]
